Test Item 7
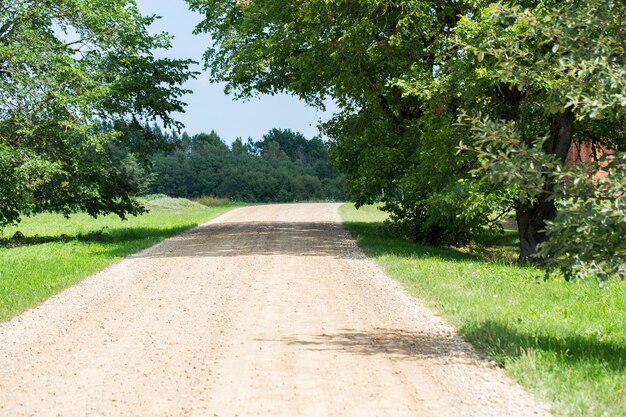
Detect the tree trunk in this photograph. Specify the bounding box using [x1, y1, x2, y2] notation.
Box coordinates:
[516, 198, 557, 262]
[516, 108, 575, 262]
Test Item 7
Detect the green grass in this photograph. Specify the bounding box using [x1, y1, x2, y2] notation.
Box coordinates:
[194, 196, 233, 207]
[340, 203, 626, 417]
[0, 196, 239, 322]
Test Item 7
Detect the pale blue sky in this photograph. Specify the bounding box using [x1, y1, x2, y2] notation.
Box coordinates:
[135, 0, 336, 143]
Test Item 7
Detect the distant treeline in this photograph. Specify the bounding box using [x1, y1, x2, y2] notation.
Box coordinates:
[147, 128, 345, 202]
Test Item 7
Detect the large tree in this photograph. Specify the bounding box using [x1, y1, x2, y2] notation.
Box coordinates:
[0, 0, 195, 228]
[189, 0, 625, 275]
[455, 0, 625, 272]
[188, 0, 498, 246]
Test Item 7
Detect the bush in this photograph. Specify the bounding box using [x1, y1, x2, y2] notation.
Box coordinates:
[381, 181, 511, 246]
[140, 195, 207, 210]
[539, 154, 626, 281]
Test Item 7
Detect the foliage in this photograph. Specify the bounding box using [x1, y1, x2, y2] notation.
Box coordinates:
[0, 196, 235, 322]
[383, 180, 514, 246]
[465, 113, 626, 279]
[455, 0, 626, 120]
[149, 128, 345, 202]
[188, 0, 504, 246]
[0, 0, 195, 228]
[540, 155, 626, 281]
[341, 203, 626, 417]
[188, 0, 626, 276]
[457, 0, 625, 273]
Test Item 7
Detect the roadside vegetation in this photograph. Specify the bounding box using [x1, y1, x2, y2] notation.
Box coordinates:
[341, 204, 626, 417]
[0, 196, 237, 323]
[147, 128, 345, 203]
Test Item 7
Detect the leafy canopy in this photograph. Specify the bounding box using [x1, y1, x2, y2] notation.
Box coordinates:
[0, 0, 196, 228]
[457, 0, 625, 277]
[188, 0, 506, 246]
[189, 0, 625, 278]
[149, 127, 345, 202]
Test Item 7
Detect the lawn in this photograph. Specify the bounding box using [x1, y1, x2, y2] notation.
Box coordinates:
[0, 196, 238, 323]
[340, 203, 626, 417]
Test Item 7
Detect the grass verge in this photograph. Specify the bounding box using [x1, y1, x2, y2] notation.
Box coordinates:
[0, 196, 239, 323]
[340, 203, 626, 417]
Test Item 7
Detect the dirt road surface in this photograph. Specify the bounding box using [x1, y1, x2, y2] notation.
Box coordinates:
[0, 203, 550, 417]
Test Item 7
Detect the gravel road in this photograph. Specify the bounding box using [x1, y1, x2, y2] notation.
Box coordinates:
[0, 203, 551, 417]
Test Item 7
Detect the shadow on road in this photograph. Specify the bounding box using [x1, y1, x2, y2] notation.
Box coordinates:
[130, 221, 359, 259]
[256, 328, 479, 363]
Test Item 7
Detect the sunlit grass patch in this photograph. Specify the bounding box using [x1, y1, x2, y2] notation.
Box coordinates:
[0, 196, 237, 322]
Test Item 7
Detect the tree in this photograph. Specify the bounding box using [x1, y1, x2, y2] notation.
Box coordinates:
[455, 0, 625, 265]
[0, 0, 196, 228]
[257, 128, 328, 167]
[187, 131, 230, 197]
[188, 0, 500, 246]
[148, 128, 345, 202]
[189, 0, 626, 277]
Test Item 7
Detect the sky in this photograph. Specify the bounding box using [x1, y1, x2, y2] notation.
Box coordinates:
[135, 0, 337, 143]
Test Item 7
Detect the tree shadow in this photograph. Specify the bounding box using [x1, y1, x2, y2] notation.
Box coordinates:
[1, 232, 112, 248]
[1, 225, 196, 256]
[131, 221, 357, 259]
[257, 328, 479, 363]
[92, 225, 203, 258]
[344, 220, 484, 263]
[466, 230, 520, 263]
[343, 220, 529, 267]
[461, 320, 626, 372]
[473, 230, 519, 248]
[2, 235, 75, 247]
[4, 219, 361, 259]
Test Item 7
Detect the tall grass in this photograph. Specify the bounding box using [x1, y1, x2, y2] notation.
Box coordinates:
[0, 197, 236, 322]
[340, 203, 626, 417]
[194, 196, 232, 207]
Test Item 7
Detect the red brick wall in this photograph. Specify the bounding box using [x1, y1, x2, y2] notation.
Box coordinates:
[566, 143, 611, 178]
